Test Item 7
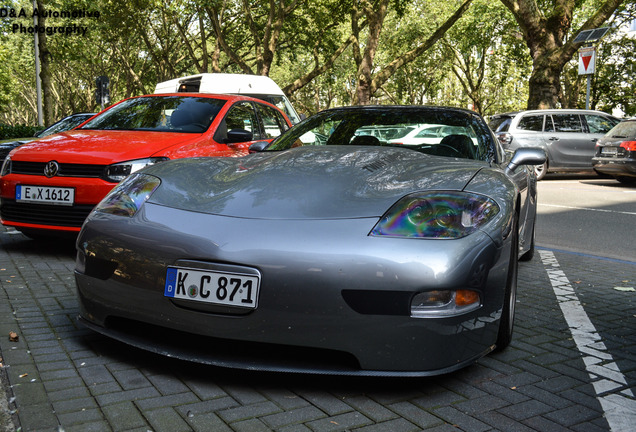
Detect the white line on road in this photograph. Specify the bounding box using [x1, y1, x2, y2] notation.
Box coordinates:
[539, 250, 636, 431]
[538, 203, 636, 216]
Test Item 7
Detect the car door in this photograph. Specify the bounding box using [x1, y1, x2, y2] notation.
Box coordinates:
[545, 113, 590, 168]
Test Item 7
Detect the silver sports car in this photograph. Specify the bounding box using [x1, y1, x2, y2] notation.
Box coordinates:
[75, 106, 545, 376]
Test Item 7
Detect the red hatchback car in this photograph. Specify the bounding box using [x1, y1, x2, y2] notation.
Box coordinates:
[0, 93, 291, 237]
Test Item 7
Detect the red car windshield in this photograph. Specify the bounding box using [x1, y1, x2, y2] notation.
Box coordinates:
[80, 96, 226, 133]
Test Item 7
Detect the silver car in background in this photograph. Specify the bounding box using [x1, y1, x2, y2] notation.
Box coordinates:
[489, 109, 619, 179]
[75, 106, 545, 376]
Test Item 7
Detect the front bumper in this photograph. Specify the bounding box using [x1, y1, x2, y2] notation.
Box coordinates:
[0, 174, 116, 231]
[75, 202, 512, 375]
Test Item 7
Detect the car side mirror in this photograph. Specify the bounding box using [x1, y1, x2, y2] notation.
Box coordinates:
[506, 147, 546, 174]
[248, 141, 270, 153]
[226, 128, 253, 144]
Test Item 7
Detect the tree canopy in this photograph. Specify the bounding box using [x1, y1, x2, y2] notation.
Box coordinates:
[0, 0, 632, 127]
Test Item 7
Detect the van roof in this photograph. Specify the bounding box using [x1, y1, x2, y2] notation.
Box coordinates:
[154, 73, 285, 95]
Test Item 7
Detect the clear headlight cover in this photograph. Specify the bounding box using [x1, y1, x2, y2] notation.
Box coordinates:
[370, 192, 500, 239]
[104, 157, 168, 183]
[94, 173, 161, 217]
[0, 157, 11, 176]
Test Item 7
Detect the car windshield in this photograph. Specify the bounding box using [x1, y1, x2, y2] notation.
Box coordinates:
[80, 96, 225, 133]
[267, 108, 493, 161]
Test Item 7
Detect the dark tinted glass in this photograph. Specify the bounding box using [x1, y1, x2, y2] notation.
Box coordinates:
[552, 114, 583, 132]
[517, 115, 544, 132]
[225, 102, 259, 137]
[256, 103, 288, 138]
[267, 108, 493, 161]
[488, 116, 512, 132]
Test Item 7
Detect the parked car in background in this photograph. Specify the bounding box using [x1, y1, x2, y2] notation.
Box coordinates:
[75, 105, 545, 376]
[155, 73, 303, 124]
[0, 93, 291, 238]
[489, 109, 619, 179]
[592, 118, 636, 185]
[0, 113, 95, 160]
[387, 124, 473, 146]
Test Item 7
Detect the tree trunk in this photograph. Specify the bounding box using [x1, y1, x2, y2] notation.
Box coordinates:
[527, 60, 562, 109]
[499, 0, 625, 110]
[353, 0, 389, 105]
[37, 0, 54, 126]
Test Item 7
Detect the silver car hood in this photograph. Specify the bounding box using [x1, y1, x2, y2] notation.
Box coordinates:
[146, 146, 484, 219]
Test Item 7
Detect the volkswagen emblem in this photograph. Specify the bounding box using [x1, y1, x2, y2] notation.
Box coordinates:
[44, 161, 60, 178]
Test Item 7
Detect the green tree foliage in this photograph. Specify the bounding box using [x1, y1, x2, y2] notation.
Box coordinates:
[0, 0, 631, 126]
[440, 0, 532, 115]
[499, 0, 625, 110]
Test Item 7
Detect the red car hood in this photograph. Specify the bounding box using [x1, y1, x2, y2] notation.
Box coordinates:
[9, 130, 200, 164]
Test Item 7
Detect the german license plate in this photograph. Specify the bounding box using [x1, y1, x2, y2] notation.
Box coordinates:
[601, 147, 617, 156]
[164, 267, 260, 309]
[16, 185, 75, 206]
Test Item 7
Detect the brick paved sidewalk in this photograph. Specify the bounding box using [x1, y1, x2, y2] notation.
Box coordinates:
[1, 228, 634, 431]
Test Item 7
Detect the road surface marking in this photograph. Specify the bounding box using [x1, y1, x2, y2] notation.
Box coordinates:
[538, 203, 636, 216]
[539, 250, 636, 431]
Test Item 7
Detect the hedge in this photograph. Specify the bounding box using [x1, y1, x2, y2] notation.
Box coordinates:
[0, 124, 44, 140]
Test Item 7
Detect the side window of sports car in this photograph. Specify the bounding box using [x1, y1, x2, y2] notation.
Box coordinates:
[517, 115, 544, 132]
[255, 103, 288, 138]
[225, 102, 261, 139]
[552, 114, 583, 133]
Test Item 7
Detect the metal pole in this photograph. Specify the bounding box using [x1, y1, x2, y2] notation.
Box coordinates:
[33, 0, 43, 126]
[586, 75, 591, 110]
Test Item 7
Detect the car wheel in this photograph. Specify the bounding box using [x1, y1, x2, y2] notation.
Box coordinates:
[534, 161, 547, 180]
[616, 176, 636, 186]
[495, 215, 518, 351]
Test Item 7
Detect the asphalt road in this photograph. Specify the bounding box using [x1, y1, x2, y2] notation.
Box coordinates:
[535, 174, 636, 262]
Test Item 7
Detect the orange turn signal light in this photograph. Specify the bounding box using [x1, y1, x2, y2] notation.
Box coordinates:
[455, 289, 480, 306]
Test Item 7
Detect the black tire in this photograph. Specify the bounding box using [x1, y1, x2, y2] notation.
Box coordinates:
[616, 176, 636, 186]
[495, 216, 519, 351]
[534, 161, 547, 180]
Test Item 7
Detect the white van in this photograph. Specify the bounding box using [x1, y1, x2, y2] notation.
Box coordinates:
[154, 73, 302, 124]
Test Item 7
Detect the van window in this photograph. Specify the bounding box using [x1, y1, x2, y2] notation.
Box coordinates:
[517, 115, 544, 132]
